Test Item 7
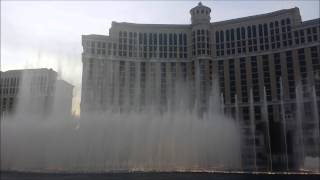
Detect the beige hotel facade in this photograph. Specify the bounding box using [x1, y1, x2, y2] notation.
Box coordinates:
[81, 3, 320, 171]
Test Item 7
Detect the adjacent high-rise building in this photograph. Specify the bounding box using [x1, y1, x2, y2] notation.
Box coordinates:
[0, 68, 73, 118]
[81, 3, 319, 171]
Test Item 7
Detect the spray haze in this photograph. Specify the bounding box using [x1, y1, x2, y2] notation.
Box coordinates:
[0, 72, 242, 172]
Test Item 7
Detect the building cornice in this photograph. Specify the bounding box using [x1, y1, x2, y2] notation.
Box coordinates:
[295, 18, 320, 28]
[211, 7, 300, 27]
[111, 21, 191, 30]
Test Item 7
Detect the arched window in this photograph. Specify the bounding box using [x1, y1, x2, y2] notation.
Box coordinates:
[270, 22, 274, 28]
[215, 31, 219, 43]
[220, 31, 224, 42]
[247, 26, 252, 38]
[286, 18, 291, 24]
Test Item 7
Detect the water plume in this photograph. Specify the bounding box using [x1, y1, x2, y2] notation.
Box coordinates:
[0, 71, 242, 172]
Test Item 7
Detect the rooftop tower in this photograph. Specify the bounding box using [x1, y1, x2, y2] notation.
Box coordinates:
[190, 2, 211, 25]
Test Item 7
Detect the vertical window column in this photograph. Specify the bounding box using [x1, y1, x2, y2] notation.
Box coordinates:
[139, 32, 143, 57]
[129, 62, 136, 106]
[229, 59, 236, 103]
[192, 31, 196, 57]
[240, 57, 248, 102]
[159, 33, 163, 58]
[160, 63, 167, 106]
[215, 31, 220, 56]
[275, 21, 281, 48]
[247, 26, 253, 52]
[274, 53, 282, 100]
[119, 61, 126, 107]
[218, 60, 225, 103]
[169, 33, 173, 58]
[251, 56, 260, 102]
[286, 51, 296, 98]
[140, 62, 146, 106]
[298, 48, 308, 97]
[149, 33, 153, 58]
[310, 47, 320, 96]
[183, 34, 187, 58]
[226, 29, 231, 55]
[129, 32, 133, 57]
[220, 30, 225, 56]
[143, 33, 147, 58]
[262, 55, 272, 101]
[123, 31, 127, 56]
[133, 32, 137, 57]
[252, 25, 258, 52]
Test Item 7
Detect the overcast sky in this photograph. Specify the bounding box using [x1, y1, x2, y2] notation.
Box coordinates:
[1, 0, 319, 113]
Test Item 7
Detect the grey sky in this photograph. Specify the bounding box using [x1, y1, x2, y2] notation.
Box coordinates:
[1, 0, 319, 113]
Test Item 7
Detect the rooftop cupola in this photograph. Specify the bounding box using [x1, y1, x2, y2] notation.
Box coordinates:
[190, 2, 211, 25]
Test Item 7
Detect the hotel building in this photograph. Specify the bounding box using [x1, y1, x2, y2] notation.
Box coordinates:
[0, 68, 73, 118]
[81, 3, 320, 171]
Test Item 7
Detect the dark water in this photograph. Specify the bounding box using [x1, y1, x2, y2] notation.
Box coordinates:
[1, 172, 319, 180]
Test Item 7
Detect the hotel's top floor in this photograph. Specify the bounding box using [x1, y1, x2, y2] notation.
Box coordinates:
[82, 2, 319, 61]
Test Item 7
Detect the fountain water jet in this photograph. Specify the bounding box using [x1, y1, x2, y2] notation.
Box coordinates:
[311, 86, 320, 171]
[263, 87, 272, 171]
[249, 89, 257, 171]
[279, 78, 289, 171]
[295, 84, 305, 169]
[234, 94, 243, 171]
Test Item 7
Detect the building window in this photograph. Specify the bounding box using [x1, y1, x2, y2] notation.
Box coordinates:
[310, 46, 320, 96]
[251, 56, 260, 102]
[262, 55, 272, 101]
[286, 51, 296, 98]
[300, 30, 305, 44]
[240, 57, 248, 102]
[160, 63, 167, 106]
[229, 59, 236, 103]
[274, 53, 282, 100]
[218, 60, 225, 103]
[163, 34, 167, 58]
[119, 61, 126, 106]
